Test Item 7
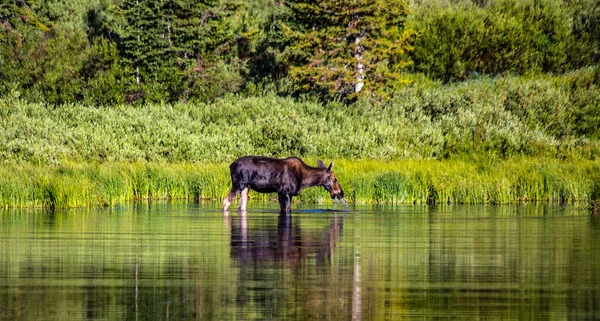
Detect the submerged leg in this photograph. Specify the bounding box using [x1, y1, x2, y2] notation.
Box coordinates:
[278, 193, 292, 215]
[238, 188, 249, 211]
[222, 188, 240, 211]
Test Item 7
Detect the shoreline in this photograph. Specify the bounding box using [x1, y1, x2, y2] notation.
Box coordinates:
[1, 158, 598, 209]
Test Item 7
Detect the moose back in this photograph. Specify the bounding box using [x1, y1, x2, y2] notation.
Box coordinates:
[222, 156, 344, 214]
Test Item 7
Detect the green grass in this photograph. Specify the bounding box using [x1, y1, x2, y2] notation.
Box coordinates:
[336, 158, 600, 205]
[0, 162, 226, 208]
[3, 70, 600, 209]
[1, 158, 599, 209]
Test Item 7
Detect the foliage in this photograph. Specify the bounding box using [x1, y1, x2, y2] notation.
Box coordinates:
[568, 0, 600, 68]
[1, 69, 600, 165]
[276, 0, 416, 102]
[408, 0, 599, 82]
[1, 0, 600, 102]
[119, 0, 172, 84]
[0, 0, 247, 104]
[118, 0, 244, 103]
[0, 0, 130, 104]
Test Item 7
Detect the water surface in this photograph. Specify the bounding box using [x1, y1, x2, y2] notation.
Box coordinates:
[1, 203, 599, 320]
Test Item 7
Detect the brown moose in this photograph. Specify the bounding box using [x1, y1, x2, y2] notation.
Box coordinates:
[222, 156, 344, 215]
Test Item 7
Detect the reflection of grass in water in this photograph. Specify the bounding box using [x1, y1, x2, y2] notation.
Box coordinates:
[0, 204, 240, 320]
[1, 158, 599, 208]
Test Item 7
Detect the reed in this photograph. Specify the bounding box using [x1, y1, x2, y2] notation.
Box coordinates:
[1, 158, 598, 209]
[0, 163, 228, 208]
[332, 158, 600, 205]
[590, 180, 600, 213]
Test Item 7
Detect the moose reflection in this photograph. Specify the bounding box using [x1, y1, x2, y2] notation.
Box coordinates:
[222, 156, 344, 215]
[223, 211, 362, 320]
[226, 212, 344, 268]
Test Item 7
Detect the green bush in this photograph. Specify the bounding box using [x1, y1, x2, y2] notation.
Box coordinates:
[2, 70, 600, 164]
[408, 0, 597, 81]
[568, 0, 600, 67]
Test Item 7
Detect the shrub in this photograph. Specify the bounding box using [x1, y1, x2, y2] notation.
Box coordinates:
[1, 70, 600, 164]
[408, 0, 584, 81]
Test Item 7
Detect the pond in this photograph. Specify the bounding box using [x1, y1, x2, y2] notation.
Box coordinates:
[1, 203, 599, 320]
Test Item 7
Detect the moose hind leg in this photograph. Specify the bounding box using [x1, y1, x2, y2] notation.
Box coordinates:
[238, 188, 249, 211]
[278, 193, 292, 215]
[222, 188, 240, 211]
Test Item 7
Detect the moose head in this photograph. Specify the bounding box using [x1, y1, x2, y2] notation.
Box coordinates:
[317, 160, 344, 200]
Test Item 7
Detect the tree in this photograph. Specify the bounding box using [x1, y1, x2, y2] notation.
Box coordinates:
[119, 0, 242, 102]
[279, 0, 416, 102]
[120, 0, 169, 85]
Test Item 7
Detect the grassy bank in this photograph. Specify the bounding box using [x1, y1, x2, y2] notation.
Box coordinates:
[1, 159, 599, 209]
[2, 69, 600, 209]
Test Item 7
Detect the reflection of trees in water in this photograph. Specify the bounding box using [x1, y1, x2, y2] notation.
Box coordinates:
[225, 212, 362, 320]
[421, 208, 600, 320]
[4, 206, 600, 320]
[567, 214, 600, 320]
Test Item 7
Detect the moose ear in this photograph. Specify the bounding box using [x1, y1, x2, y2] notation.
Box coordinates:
[327, 161, 334, 172]
[317, 159, 327, 169]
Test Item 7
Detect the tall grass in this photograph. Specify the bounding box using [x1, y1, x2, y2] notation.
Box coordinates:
[1, 159, 599, 208]
[335, 158, 600, 205]
[0, 163, 228, 208]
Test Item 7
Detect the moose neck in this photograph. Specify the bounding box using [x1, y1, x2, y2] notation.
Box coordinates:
[301, 166, 327, 189]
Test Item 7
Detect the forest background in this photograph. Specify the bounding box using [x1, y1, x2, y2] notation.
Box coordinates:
[1, 0, 600, 208]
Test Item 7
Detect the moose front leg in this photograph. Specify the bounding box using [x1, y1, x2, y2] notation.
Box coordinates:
[278, 193, 292, 215]
[223, 188, 240, 212]
[238, 188, 249, 211]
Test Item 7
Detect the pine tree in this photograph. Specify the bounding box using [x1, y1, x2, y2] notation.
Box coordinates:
[121, 0, 170, 84]
[120, 0, 240, 102]
[280, 0, 416, 101]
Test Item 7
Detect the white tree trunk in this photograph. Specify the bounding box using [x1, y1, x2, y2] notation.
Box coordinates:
[352, 214, 362, 321]
[355, 35, 365, 93]
[136, 0, 141, 84]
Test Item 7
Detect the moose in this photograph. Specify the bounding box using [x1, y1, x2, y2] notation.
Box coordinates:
[228, 213, 344, 268]
[222, 156, 344, 214]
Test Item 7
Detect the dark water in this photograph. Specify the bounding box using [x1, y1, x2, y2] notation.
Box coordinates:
[1, 203, 599, 320]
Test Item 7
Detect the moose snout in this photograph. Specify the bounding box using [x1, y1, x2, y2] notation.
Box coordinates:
[331, 189, 344, 200]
